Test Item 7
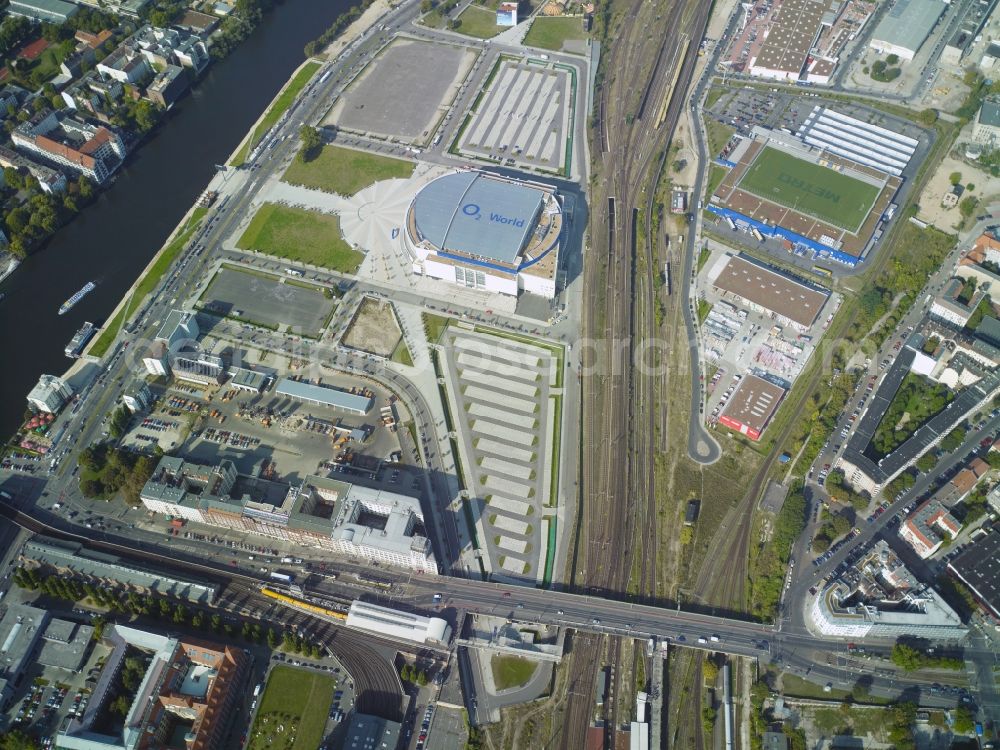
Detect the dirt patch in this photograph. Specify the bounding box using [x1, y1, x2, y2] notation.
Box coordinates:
[341, 296, 403, 357]
[916, 117, 1000, 231]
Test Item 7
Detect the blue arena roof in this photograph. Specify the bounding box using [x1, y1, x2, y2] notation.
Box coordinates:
[412, 172, 545, 265]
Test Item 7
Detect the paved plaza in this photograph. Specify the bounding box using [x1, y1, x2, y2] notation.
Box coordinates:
[245, 166, 520, 315]
[327, 38, 477, 144]
[456, 59, 572, 173]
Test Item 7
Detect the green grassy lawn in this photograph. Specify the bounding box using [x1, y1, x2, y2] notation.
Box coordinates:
[696, 245, 712, 272]
[231, 60, 321, 167]
[705, 120, 736, 158]
[706, 164, 727, 198]
[548, 395, 561, 507]
[89, 207, 208, 358]
[491, 655, 537, 690]
[32, 46, 66, 84]
[704, 86, 725, 110]
[523, 17, 588, 51]
[454, 5, 502, 38]
[282, 145, 414, 196]
[417, 8, 449, 29]
[237, 204, 363, 272]
[775, 671, 890, 705]
[738, 146, 881, 232]
[391, 338, 414, 366]
[423, 313, 450, 343]
[247, 666, 335, 750]
[697, 299, 712, 323]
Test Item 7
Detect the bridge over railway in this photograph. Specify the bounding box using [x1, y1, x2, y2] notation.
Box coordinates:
[1, 499, 986, 717]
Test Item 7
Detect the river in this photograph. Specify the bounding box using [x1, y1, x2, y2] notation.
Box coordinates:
[0, 0, 353, 435]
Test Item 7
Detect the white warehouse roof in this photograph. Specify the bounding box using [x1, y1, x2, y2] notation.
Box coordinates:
[346, 601, 452, 644]
[274, 378, 373, 414]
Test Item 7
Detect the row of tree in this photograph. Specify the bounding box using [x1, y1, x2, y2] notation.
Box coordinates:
[890, 642, 964, 672]
[399, 663, 430, 686]
[302, 0, 377, 58]
[14, 566, 327, 657]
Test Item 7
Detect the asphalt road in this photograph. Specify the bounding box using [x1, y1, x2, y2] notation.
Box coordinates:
[680, 9, 749, 465]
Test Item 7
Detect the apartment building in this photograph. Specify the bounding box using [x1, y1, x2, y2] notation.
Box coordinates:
[899, 498, 962, 559]
[12, 109, 125, 184]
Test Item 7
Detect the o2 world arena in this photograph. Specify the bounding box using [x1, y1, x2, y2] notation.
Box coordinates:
[404, 170, 562, 298]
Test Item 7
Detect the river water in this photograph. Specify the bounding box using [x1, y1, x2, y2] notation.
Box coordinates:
[0, 0, 353, 435]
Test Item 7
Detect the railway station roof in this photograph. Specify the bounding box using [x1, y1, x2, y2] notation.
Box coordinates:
[346, 600, 451, 644]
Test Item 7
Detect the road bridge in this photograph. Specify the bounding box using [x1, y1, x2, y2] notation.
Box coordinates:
[0, 499, 980, 713]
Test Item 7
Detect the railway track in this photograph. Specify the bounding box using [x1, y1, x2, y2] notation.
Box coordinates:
[1, 504, 406, 720]
[565, 0, 712, 745]
[690, 322, 846, 613]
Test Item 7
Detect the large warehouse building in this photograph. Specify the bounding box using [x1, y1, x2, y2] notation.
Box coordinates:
[404, 170, 562, 298]
[710, 254, 830, 331]
[868, 0, 947, 61]
[274, 378, 373, 415]
[747, 0, 831, 81]
[717, 373, 787, 441]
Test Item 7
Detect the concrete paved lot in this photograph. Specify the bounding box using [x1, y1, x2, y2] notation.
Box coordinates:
[162, 373, 403, 482]
[329, 38, 477, 143]
[458, 59, 571, 173]
[201, 266, 335, 337]
[444, 329, 560, 584]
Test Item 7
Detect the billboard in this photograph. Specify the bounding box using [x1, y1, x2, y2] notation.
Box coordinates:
[496, 1, 518, 26]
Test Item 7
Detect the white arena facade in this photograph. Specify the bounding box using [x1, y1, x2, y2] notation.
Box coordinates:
[404, 170, 562, 298]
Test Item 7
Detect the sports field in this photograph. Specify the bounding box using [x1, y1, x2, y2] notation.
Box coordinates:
[737, 147, 881, 232]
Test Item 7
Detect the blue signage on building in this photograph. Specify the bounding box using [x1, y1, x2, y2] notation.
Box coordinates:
[461, 202, 525, 227]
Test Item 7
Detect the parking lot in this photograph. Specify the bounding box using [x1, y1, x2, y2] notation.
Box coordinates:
[200, 264, 337, 337]
[327, 38, 477, 144]
[707, 88, 926, 154]
[442, 329, 559, 582]
[456, 59, 572, 173]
